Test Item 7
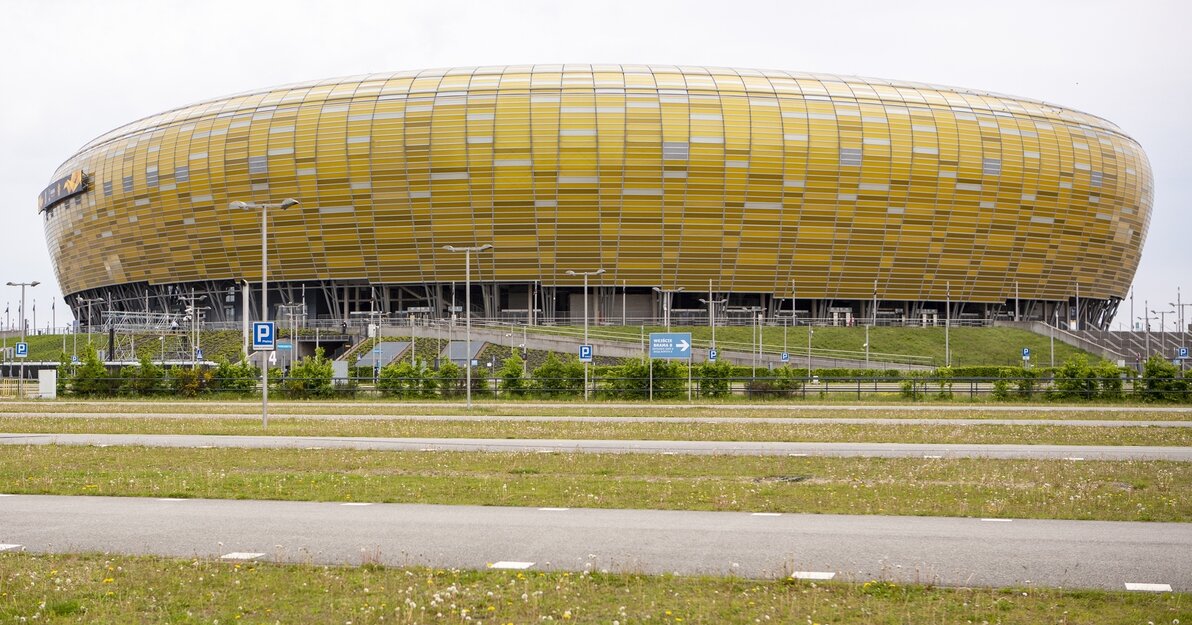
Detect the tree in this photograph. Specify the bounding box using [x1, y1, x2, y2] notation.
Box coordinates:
[437, 360, 464, 398]
[378, 360, 423, 398]
[697, 359, 735, 399]
[71, 344, 115, 397]
[121, 355, 167, 397]
[209, 357, 259, 396]
[1053, 355, 1098, 400]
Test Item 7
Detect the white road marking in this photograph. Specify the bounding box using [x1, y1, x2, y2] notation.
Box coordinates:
[220, 552, 265, 561]
[791, 571, 836, 580]
[0, 544, 22, 552]
[0, 494, 16, 497]
[923, 455, 943, 459]
[341, 502, 373, 506]
[980, 518, 1012, 522]
[489, 561, 535, 570]
[751, 512, 782, 517]
[787, 453, 808, 457]
[157, 498, 188, 501]
[1063, 457, 1085, 461]
[1124, 582, 1172, 592]
[538, 507, 569, 511]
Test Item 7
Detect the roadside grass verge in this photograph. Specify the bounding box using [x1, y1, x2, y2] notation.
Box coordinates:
[0, 552, 1186, 624]
[3, 400, 1189, 421]
[0, 415, 1189, 446]
[3, 446, 1189, 521]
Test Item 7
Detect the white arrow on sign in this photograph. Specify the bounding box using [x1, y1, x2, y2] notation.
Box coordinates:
[678, 339, 690, 352]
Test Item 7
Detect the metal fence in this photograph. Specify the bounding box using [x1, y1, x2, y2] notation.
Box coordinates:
[39, 375, 1190, 403]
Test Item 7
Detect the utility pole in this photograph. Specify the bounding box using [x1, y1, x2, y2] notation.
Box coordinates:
[945, 281, 951, 367]
[443, 243, 494, 409]
[698, 279, 727, 354]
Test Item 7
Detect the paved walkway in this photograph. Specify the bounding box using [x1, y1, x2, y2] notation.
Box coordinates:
[2, 432, 1189, 460]
[1, 494, 1186, 591]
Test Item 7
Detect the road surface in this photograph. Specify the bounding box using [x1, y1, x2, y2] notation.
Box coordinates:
[0, 494, 1186, 591]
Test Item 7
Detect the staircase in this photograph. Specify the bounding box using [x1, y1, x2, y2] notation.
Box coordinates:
[995, 320, 1189, 365]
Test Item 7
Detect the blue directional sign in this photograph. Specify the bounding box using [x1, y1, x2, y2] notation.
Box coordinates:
[708, 348, 718, 362]
[579, 344, 593, 363]
[278, 342, 293, 351]
[14, 342, 27, 358]
[781, 352, 790, 363]
[195, 348, 203, 360]
[252, 322, 276, 351]
[1022, 347, 1031, 360]
[1179, 346, 1189, 360]
[372, 347, 381, 354]
[649, 332, 693, 359]
[71, 355, 79, 364]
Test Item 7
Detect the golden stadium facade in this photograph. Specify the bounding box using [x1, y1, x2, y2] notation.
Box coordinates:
[41, 65, 1152, 329]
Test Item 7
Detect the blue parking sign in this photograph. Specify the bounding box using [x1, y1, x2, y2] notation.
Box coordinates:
[781, 352, 790, 362]
[1022, 347, 1031, 359]
[252, 322, 276, 351]
[15, 342, 27, 358]
[1179, 346, 1189, 360]
[579, 344, 593, 363]
[708, 348, 718, 362]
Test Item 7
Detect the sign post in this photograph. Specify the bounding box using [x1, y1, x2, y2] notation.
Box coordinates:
[1022, 347, 1031, 368]
[252, 321, 276, 427]
[649, 332, 692, 402]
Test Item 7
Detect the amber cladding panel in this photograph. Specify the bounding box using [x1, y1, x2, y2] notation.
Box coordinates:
[42, 65, 1152, 302]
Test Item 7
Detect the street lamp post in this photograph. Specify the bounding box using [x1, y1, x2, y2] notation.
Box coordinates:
[230, 198, 300, 428]
[77, 296, 104, 346]
[652, 287, 685, 331]
[6, 281, 39, 396]
[698, 279, 727, 355]
[443, 244, 493, 409]
[566, 268, 605, 401]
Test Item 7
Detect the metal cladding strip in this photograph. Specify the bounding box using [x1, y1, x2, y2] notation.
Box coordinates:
[1, 433, 1191, 461]
[2, 495, 1190, 591]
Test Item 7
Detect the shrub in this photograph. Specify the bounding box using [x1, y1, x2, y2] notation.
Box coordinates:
[991, 375, 1012, 401]
[529, 353, 585, 399]
[1053, 355, 1099, 400]
[378, 360, 423, 398]
[603, 359, 686, 400]
[1140, 354, 1189, 403]
[1013, 367, 1039, 399]
[278, 347, 334, 399]
[437, 360, 464, 398]
[497, 352, 527, 398]
[71, 345, 116, 397]
[120, 356, 167, 397]
[209, 357, 259, 395]
[169, 366, 212, 397]
[933, 366, 954, 399]
[697, 359, 734, 399]
[745, 366, 803, 400]
[1095, 360, 1125, 401]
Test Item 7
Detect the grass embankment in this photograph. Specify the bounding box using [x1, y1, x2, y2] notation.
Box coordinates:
[3, 447, 1189, 521]
[0, 414, 1189, 446]
[21, 324, 1094, 367]
[528, 324, 1093, 367]
[2, 553, 1185, 625]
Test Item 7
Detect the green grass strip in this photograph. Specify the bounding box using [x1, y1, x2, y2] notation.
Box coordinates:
[0, 552, 1186, 624]
[3, 446, 1190, 522]
[0, 415, 1189, 446]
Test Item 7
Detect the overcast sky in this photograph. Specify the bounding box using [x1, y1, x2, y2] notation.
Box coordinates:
[0, 0, 1187, 331]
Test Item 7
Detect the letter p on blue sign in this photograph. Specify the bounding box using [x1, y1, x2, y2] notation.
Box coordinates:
[253, 322, 276, 351]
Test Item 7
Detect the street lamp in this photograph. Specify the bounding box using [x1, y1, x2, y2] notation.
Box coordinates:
[652, 286, 685, 331]
[698, 279, 727, 354]
[443, 243, 494, 409]
[6, 281, 39, 396]
[566, 268, 605, 401]
[230, 197, 300, 428]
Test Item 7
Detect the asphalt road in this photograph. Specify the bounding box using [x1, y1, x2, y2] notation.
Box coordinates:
[2, 432, 1190, 460]
[1, 494, 1186, 591]
[3, 411, 1189, 427]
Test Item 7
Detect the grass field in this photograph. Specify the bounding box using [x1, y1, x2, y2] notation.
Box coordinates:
[3, 446, 1188, 521]
[0, 414, 1189, 446]
[1, 552, 1185, 625]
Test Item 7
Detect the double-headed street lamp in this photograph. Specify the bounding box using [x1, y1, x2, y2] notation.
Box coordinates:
[566, 268, 605, 401]
[6, 281, 38, 395]
[652, 286, 685, 331]
[698, 279, 727, 354]
[443, 244, 493, 409]
[230, 198, 300, 428]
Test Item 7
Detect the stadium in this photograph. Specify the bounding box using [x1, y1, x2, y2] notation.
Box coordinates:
[40, 65, 1152, 330]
